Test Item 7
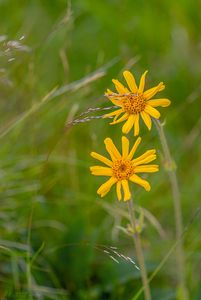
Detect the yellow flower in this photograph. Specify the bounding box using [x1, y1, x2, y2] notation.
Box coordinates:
[103, 70, 171, 136]
[90, 136, 158, 201]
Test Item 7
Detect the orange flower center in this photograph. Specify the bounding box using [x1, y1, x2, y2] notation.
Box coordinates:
[122, 93, 146, 114]
[112, 159, 134, 180]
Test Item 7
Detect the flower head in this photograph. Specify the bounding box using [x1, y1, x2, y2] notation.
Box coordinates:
[103, 70, 171, 136]
[90, 136, 159, 201]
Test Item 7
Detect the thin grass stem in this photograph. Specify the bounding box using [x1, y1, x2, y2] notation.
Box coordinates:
[154, 119, 188, 299]
[128, 199, 152, 300]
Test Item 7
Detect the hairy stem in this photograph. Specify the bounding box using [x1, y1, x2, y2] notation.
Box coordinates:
[128, 199, 152, 300]
[154, 119, 188, 299]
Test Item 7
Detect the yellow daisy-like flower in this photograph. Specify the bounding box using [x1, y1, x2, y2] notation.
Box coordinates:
[90, 136, 159, 201]
[103, 70, 171, 136]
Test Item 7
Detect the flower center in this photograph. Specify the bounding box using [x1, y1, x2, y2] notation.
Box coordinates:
[122, 93, 146, 114]
[112, 159, 134, 180]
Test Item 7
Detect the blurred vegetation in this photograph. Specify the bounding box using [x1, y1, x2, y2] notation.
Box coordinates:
[0, 0, 201, 299]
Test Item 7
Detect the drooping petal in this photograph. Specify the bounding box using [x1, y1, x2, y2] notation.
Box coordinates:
[122, 136, 129, 158]
[91, 152, 112, 167]
[104, 138, 121, 161]
[122, 180, 131, 201]
[90, 166, 113, 176]
[147, 98, 171, 107]
[139, 70, 148, 93]
[112, 79, 129, 94]
[140, 111, 152, 130]
[134, 165, 159, 173]
[145, 105, 161, 119]
[129, 174, 151, 191]
[123, 70, 138, 92]
[103, 108, 124, 119]
[132, 150, 156, 164]
[97, 177, 117, 197]
[122, 114, 135, 134]
[110, 113, 129, 125]
[116, 181, 122, 201]
[144, 82, 165, 100]
[127, 137, 142, 160]
[134, 113, 140, 136]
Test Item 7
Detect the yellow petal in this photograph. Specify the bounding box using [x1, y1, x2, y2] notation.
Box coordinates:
[116, 181, 122, 201]
[91, 152, 112, 167]
[122, 136, 129, 158]
[144, 82, 165, 100]
[90, 166, 113, 176]
[139, 70, 148, 93]
[127, 137, 142, 160]
[104, 138, 121, 161]
[122, 114, 135, 134]
[122, 180, 131, 201]
[147, 98, 171, 107]
[132, 149, 156, 164]
[129, 174, 151, 191]
[112, 79, 129, 94]
[105, 93, 123, 106]
[97, 177, 117, 197]
[134, 113, 140, 136]
[134, 165, 159, 173]
[110, 113, 128, 125]
[133, 154, 156, 166]
[103, 108, 124, 119]
[145, 105, 161, 119]
[123, 70, 138, 92]
[140, 111, 152, 130]
[106, 89, 113, 94]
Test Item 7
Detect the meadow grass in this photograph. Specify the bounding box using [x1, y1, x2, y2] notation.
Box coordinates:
[0, 1, 201, 299]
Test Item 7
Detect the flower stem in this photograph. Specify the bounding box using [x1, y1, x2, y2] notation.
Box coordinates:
[128, 199, 152, 300]
[154, 119, 188, 299]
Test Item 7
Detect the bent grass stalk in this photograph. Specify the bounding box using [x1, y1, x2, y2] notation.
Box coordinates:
[154, 119, 188, 299]
[128, 199, 151, 300]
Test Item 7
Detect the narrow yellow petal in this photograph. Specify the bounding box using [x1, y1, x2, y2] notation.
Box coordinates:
[122, 136, 129, 158]
[134, 165, 159, 173]
[116, 181, 122, 201]
[127, 137, 142, 160]
[144, 82, 165, 100]
[122, 114, 135, 134]
[132, 150, 156, 164]
[129, 174, 151, 191]
[140, 111, 152, 130]
[145, 105, 161, 119]
[134, 113, 140, 136]
[97, 177, 117, 197]
[104, 138, 121, 161]
[103, 108, 124, 119]
[112, 79, 129, 94]
[106, 89, 113, 94]
[147, 98, 171, 107]
[90, 166, 113, 176]
[110, 113, 128, 125]
[122, 180, 131, 201]
[105, 93, 123, 106]
[133, 154, 156, 166]
[139, 70, 148, 93]
[123, 70, 138, 92]
[91, 152, 112, 167]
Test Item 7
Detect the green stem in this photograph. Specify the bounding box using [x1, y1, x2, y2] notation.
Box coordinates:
[154, 119, 188, 299]
[128, 199, 152, 300]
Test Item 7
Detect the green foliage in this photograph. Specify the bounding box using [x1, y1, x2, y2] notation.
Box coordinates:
[0, 0, 201, 299]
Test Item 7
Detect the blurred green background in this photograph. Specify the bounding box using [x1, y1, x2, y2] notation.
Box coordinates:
[0, 0, 201, 299]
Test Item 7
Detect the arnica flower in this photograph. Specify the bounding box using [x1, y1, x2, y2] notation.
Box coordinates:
[103, 70, 171, 136]
[90, 136, 158, 201]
